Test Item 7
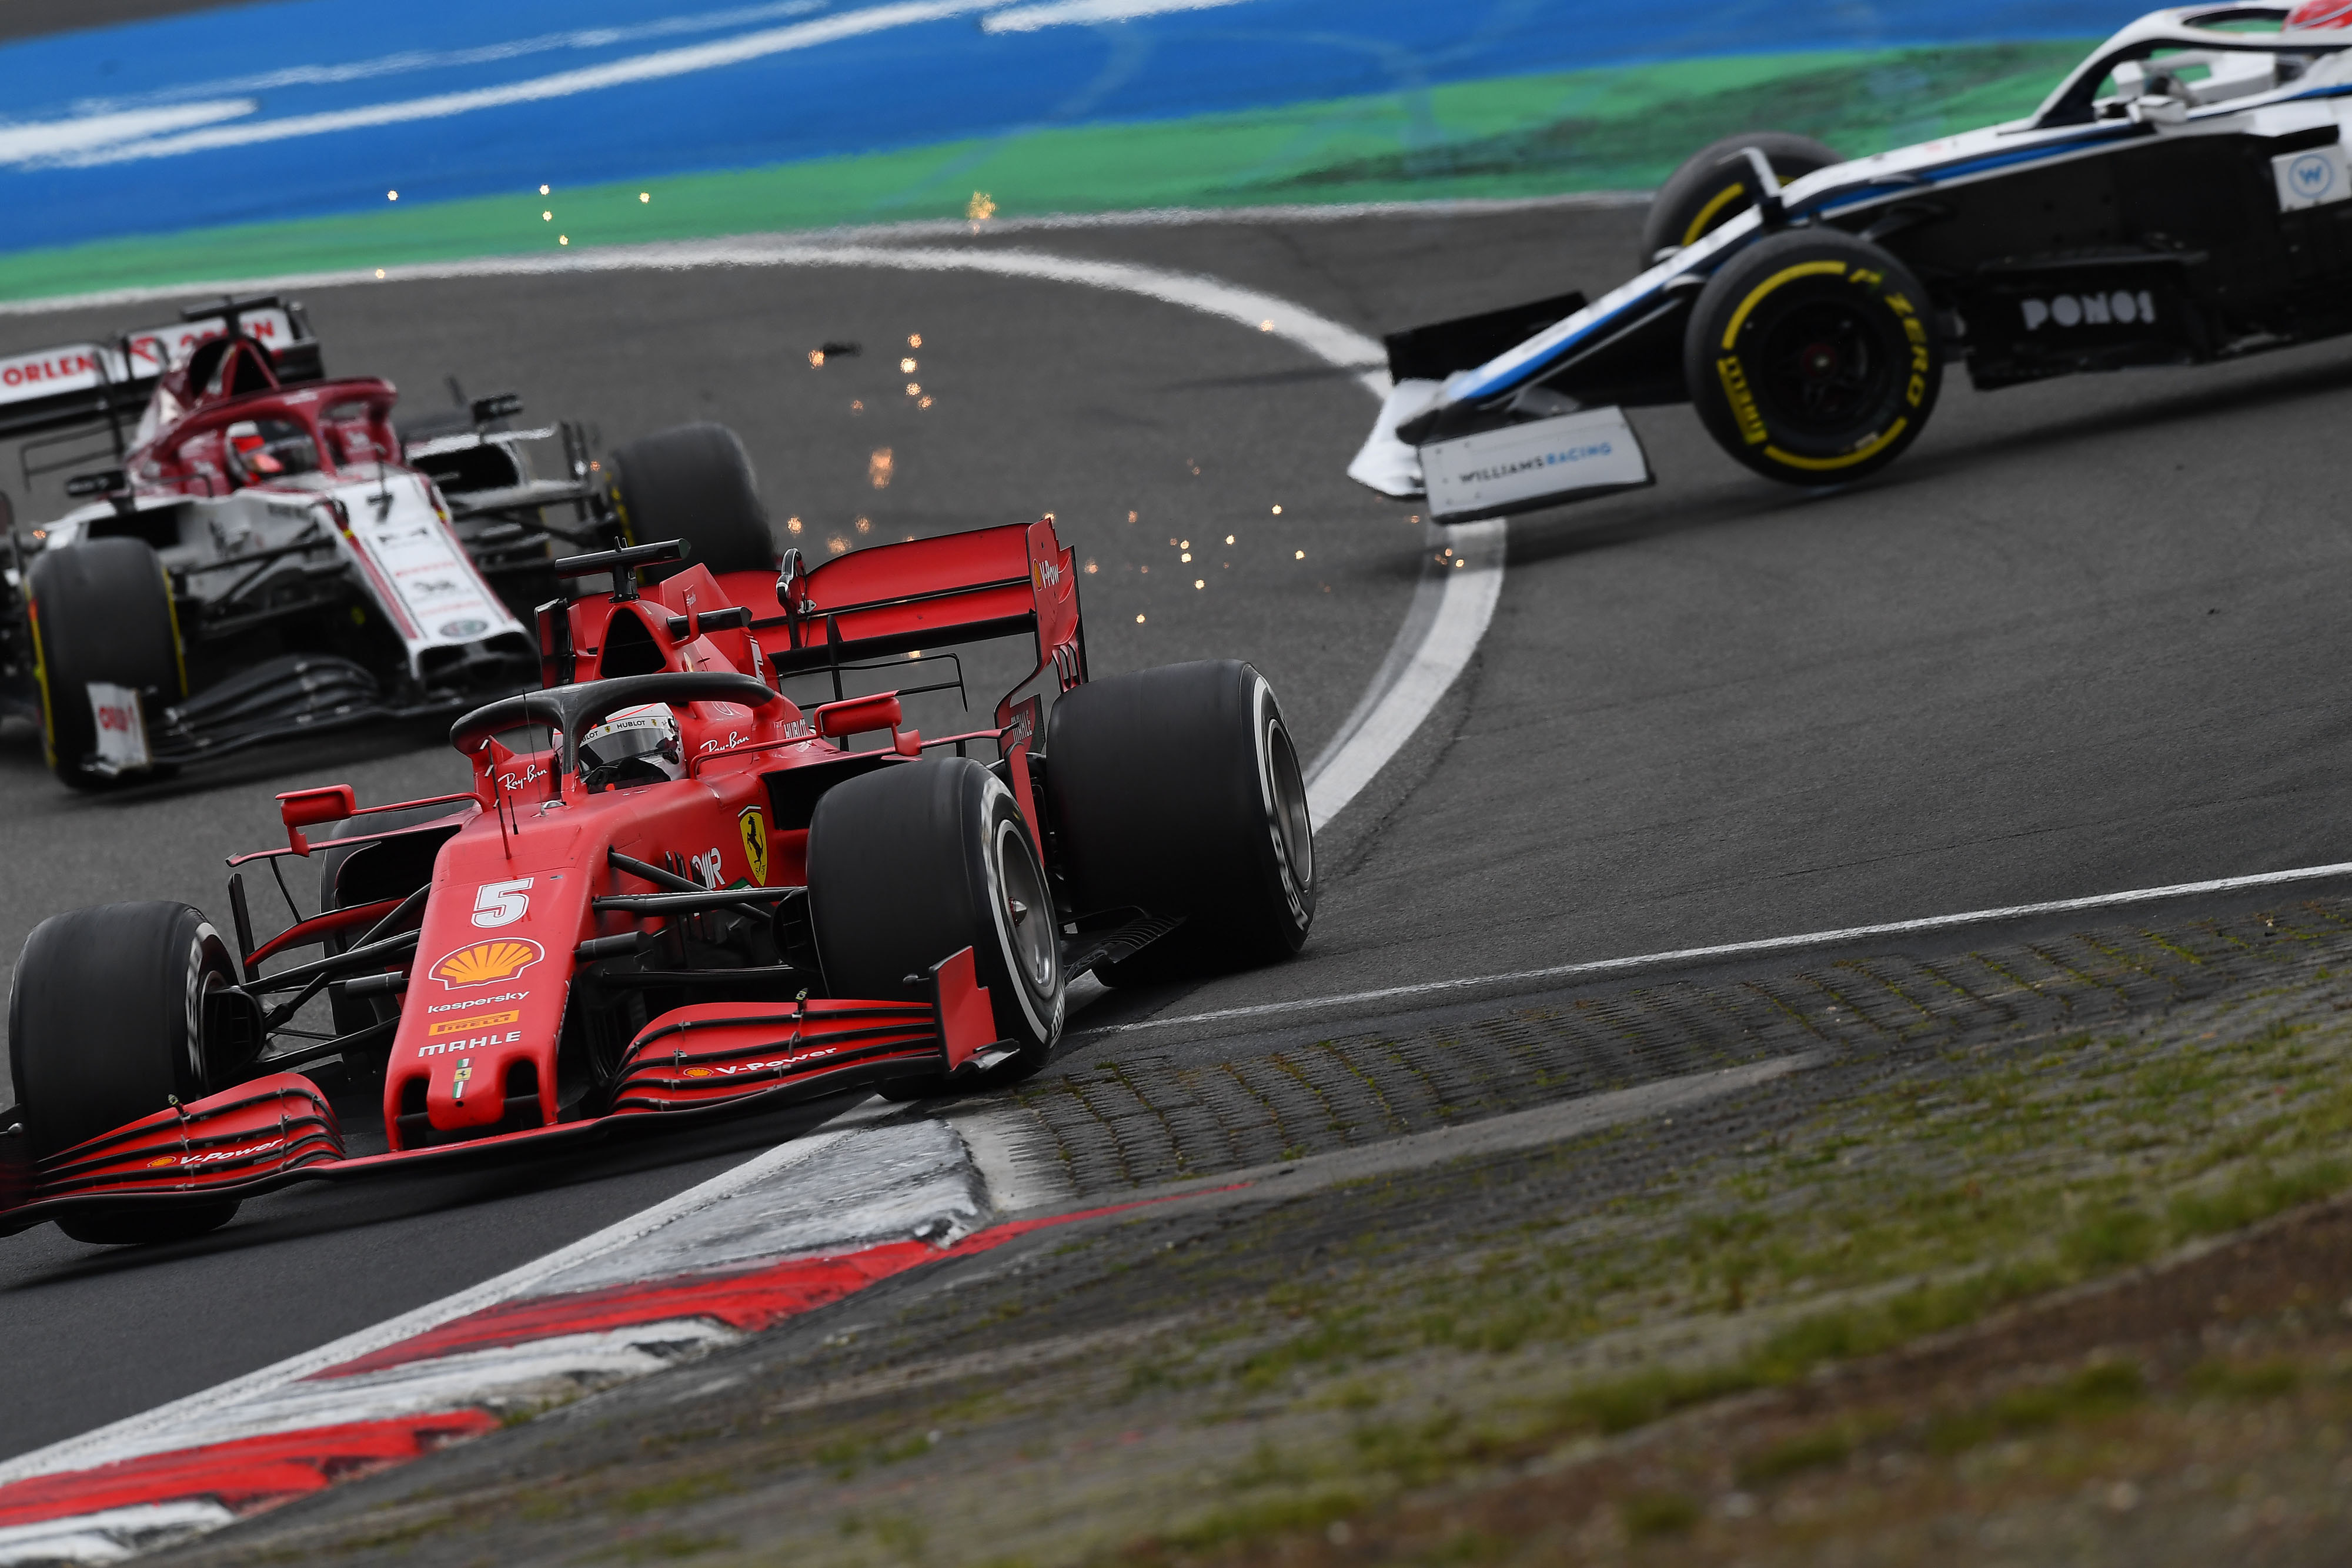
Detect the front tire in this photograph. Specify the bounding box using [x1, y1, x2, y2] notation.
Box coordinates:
[1639, 131, 1842, 268]
[9, 902, 247, 1245]
[25, 537, 183, 791]
[609, 422, 776, 585]
[808, 758, 1063, 1096]
[1683, 228, 1942, 488]
[1047, 660, 1314, 985]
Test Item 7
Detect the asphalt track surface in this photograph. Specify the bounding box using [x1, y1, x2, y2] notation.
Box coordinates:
[8, 199, 2352, 1465]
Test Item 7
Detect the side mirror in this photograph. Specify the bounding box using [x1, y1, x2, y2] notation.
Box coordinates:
[65, 470, 126, 498]
[278, 783, 357, 856]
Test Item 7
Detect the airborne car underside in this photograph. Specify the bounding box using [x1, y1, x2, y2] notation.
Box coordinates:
[1352, 4, 2352, 516]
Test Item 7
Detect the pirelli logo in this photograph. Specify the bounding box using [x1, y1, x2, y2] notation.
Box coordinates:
[427, 1008, 521, 1038]
[1716, 356, 1768, 446]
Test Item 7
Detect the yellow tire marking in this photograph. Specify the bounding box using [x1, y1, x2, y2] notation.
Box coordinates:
[160, 559, 188, 699]
[1719, 260, 1849, 350]
[25, 594, 55, 770]
[1680, 180, 1748, 248]
[1764, 418, 1909, 473]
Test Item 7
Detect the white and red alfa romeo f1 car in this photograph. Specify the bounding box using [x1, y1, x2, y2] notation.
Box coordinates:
[0, 295, 767, 788]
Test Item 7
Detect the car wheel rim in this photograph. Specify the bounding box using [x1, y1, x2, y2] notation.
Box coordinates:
[993, 818, 1058, 995]
[1757, 297, 1892, 436]
[1263, 715, 1313, 894]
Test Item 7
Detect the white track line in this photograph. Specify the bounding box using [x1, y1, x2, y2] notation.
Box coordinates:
[1075, 858, 2352, 1038]
[1305, 517, 1504, 826]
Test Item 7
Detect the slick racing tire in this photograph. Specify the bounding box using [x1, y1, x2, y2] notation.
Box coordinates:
[1046, 660, 1314, 987]
[9, 902, 248, 1245]
[1639, 131, 1842, 268]
[808, 757, 1063, 1098]
[609, 422, 776, 585]
[24, 537, 184, 792]
[1683, 228, 1942, 488]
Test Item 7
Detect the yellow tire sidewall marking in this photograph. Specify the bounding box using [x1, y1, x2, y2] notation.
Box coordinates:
[1681, 180, 1749, 248]
[1765, 418, 1909, 472]
[1719, 259, 1851, 351]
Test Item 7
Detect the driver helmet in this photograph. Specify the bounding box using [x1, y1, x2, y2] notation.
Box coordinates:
[579, 703, 683, 788]
[2286, 1, 2352, 28]
[223, 417, 318, 482]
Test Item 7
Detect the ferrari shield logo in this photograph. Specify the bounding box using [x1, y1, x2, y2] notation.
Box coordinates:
[739, 805, 770, 884]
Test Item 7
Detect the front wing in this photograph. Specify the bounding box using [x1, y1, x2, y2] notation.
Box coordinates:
[0, 950, 1004, 1236]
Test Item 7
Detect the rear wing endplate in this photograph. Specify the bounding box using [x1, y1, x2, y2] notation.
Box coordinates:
[0, 298, 316, 443]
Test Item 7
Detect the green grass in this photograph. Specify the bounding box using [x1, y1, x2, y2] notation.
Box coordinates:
[0, 40, 2093, 303]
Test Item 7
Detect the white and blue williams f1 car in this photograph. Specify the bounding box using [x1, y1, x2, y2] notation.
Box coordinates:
[1352, 4, 2352, 520]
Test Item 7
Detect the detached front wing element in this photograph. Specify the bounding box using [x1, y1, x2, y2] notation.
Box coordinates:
[1420, 407, 1653, 522]
[20, 1075, 342, 1211]
[608, 947, 1005, 1112]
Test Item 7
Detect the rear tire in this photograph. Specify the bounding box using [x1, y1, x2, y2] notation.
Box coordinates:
[808, 758, 1063, 1097]
[1046, 660, 1314, 986]
[1683, 228, 1942, 488]
[609, 423, 776, 585]
[1639, 131, 1842, 268]
[9, 902, 245, 1245]
[25, 538, 183, 791]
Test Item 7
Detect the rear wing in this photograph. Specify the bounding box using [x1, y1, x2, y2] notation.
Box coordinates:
[0, 295, 320, 445]
[744, 517, 1083, 696]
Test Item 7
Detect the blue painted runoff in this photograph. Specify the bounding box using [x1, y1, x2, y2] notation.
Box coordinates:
[0, 0, 2146, 252]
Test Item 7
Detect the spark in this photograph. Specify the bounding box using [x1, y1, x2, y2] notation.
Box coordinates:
[639, 192, 650, 203]
[386, 189, 398, 200]
[1258, 319, 1272, 331]
[1194, 579, 1205, 590]
[787, 517, 803, 534]
[900, 357, 917, 373]
[374, 268, 385, 279]
[918, 396, 933, 409]
[1135, 613, 1145, 623]
[1127, 510, 1138, 523]
[827, 536, 848, 554]
[869, 449, 893, 489]
[856, 517, 871, 533]
[908, 333, 922, 347]
[1180, 552, 1191, 563]
[559, 235, 569, 245]
[1271, 504, 1282, 514]
[906, 382, 921, 396]
[1295, 550, 1305, 559]
[808, 349, 825, 367]
[542, 210, 552, 220]
[539, 184, 550, 195]
[1084, 560, 1098, 574]
[1224, 534, 1234, 544]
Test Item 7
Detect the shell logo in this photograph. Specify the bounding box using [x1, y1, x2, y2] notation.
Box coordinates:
[431, 938, 545, 989]
[684, 1068, 714, 1079]
[145, 1156, 176, 1169]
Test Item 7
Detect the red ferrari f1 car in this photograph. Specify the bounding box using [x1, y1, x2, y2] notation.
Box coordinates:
[0, 513, 1316, 1243]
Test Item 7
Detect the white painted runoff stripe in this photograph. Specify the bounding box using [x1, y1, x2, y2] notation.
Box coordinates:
[1076, 858, 2352, 1038]
[63, 1, 1030, 167]
[985, 0, 1250, 30]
